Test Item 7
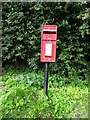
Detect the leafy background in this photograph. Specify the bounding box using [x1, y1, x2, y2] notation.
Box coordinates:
[2, 2, 90, 75]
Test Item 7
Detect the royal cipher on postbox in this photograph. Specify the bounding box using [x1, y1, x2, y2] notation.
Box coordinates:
[41, 25, 57, 62]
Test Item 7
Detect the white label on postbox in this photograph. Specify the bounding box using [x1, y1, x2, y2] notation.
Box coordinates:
[45, 43, 52, 56]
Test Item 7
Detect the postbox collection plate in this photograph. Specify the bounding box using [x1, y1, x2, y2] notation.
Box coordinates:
[41, 25, 57, 62]
[45, 43, 52, 56]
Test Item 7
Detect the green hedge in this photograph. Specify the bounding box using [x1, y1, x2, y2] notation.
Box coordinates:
[2, 2, 90, 79]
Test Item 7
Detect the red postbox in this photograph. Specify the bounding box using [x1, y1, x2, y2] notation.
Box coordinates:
[41, 25, 57, 62]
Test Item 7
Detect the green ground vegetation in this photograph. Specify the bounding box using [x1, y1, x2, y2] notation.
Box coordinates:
[0, 67, 88, 118]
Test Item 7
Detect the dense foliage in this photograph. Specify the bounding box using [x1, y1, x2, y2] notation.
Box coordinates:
[2, 2, 90, 81]
[0, 67, 88, 118]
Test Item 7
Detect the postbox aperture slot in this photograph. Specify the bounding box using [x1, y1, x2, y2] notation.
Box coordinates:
[43, 30, 56, 34]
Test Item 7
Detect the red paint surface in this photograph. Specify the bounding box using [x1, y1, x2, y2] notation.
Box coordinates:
[41, 25, 57, 62]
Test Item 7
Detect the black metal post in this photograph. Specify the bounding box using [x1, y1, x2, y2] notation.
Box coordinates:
[44, 62, 49, 95]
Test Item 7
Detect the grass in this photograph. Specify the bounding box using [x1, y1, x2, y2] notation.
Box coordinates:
[0, 67, 88, 118]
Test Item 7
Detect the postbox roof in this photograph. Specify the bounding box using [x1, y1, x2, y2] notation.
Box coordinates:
[42, 25, 57, 31]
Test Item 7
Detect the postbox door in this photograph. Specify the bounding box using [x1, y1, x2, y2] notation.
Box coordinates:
[41, 25, 57, 62]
